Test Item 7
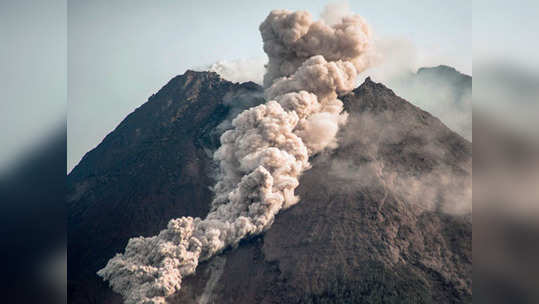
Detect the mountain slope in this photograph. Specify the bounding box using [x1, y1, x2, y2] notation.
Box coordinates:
[68, 71, 471, 304]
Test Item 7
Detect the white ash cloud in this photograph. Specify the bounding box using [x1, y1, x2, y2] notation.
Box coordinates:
[208, 58, 266, 85]
[97, 7, 373, 304]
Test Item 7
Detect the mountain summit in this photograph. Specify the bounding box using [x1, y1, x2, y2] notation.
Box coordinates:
[68, 71, 471, 304]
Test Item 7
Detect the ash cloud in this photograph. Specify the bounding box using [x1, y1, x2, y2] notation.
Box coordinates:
[260, 9, 374, 88]
[208, 58, 266, 85]
[98, 7, 373, 304]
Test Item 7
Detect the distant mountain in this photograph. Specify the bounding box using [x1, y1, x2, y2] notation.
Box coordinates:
[384, 65, 472, 141]
[415, 65, 472, 108]
[68, 71, 471, 303]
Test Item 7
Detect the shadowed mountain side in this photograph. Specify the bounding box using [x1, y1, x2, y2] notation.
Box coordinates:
[68, 72, 471, 304]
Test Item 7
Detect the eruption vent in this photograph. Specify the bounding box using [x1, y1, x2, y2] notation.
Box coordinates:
[97, 9, 373, 304]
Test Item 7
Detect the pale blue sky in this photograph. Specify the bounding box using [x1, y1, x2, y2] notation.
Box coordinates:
[0, 0, 66, 174]
[67, 0, 470, 171]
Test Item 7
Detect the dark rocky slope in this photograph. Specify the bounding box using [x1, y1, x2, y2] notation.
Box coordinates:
[68, 71, 471, 304]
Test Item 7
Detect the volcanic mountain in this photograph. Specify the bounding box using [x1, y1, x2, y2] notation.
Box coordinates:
[68, 70, 471, 303]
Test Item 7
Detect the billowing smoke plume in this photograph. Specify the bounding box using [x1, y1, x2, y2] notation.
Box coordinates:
[97, 9, 373, 304]
[261, 9, 373, 88]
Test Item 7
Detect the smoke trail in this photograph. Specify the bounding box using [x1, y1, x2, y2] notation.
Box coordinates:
[97, 9, 373, 304]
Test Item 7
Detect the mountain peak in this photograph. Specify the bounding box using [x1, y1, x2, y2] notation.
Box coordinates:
[169, 70, 223, 88]
[183, 69, 219, 78]
[350, 76, 398, 100]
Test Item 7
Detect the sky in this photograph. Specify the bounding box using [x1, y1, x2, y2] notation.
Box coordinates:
[3, 0, 471, 172]
[0, 0, 66, 174]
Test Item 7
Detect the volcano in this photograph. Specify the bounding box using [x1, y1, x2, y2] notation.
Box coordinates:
[68, 70, 471, 304]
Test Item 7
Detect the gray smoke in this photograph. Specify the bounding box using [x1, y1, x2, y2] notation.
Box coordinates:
[97, 8, 373, 304]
